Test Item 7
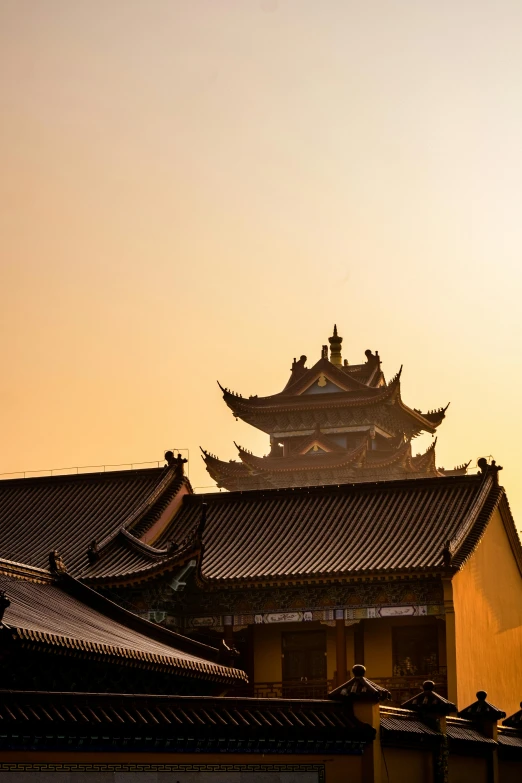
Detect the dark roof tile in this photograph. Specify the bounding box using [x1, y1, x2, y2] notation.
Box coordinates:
[0, 690, 374, 752]
[0, 467, 186, 575]
[152, 473, 504, 582]
[0, 570, 245, 685]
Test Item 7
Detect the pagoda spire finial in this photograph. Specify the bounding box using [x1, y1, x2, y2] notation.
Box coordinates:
[328, 325, 343, 366]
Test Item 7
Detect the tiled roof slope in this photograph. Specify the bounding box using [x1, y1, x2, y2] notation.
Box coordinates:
[148, 469, 514, 584]
[0, 466, 186, 573]
[0, 566, 245, 685]
[81, 528, 199, 584]
[0, 690, 373, 754]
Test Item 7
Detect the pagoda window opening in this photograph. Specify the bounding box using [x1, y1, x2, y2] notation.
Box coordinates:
[392, 625, 439, 677]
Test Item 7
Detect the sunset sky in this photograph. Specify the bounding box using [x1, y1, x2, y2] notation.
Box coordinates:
[1, 1, 522, 530]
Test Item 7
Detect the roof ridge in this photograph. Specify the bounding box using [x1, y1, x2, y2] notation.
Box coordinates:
[0, 557, 53, 583]
[0, 466, 164, 485]
[188, 472, 482, 503]
[449, 472, 502, 567]
[94, 467, 183, 552]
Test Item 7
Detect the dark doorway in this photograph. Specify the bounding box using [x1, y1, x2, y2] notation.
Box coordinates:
[281, 630, 327, 698]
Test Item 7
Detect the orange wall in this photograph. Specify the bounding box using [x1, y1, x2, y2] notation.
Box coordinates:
[448, 755, 488, 783]
[381, 747, 434, 783]
[452, 506, 522, 716]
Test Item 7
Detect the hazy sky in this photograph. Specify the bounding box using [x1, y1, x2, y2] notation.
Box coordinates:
[1, 1, 522, 530]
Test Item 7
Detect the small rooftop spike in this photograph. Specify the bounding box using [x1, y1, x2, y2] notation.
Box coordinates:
[328, 325, 343, 367]
[503, 701, 522, 729]
[458, 690, 506, 721]
[401, 680, 456, 715]
[328, 664, 391, 703]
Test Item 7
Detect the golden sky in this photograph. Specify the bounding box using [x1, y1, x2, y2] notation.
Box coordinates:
[1, 1, 521, 530]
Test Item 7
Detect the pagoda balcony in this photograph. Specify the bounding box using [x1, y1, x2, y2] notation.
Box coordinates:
[234, 668, 447, 705]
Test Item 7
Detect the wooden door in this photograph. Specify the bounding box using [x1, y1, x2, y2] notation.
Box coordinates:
[281, 630, 327, 697]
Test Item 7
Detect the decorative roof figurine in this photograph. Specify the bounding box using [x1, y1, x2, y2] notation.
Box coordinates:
[203, 326, 469, 490]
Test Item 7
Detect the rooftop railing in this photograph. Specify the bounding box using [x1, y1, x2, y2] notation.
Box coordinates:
[0, 450, 189, 480]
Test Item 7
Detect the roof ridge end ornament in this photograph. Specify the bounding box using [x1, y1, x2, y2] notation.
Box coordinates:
[49, 550, 67, 575]
[388, 365, 403, 387]
[165, 451, 187, 477]
[477, 457, 503, 484]
[442, 540, 454, 568]
[87, 539, 100, 564]
[364, 349, 380, 366]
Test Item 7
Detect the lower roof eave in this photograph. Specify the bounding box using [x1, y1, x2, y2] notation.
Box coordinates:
[5, 627, 247, 685]
[203, 566, 451, 589]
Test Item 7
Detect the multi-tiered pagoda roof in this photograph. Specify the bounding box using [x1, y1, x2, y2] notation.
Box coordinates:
[203, 327, 469, 490]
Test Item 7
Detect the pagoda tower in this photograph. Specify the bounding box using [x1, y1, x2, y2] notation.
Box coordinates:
[202, 327, 469, 491]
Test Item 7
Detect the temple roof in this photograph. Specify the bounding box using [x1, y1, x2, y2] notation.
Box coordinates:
[0, 559, 245, 685]
[202, 438, 444, 491]
[82, 464, 517, 588]
[0, 464, 188, 573]
[1, 454, 516, 589]
[0, 689, 373, 754]
[219, 329, 448, 441]
[220, 368, 446, 437]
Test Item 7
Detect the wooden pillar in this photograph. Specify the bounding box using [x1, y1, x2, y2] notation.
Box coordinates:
[442, 579, 458, 706]
[223, 615, 234, 648]
[335, 612, 347, 685]
[354, 619, 365, 666]
[246, 624, 256, 695]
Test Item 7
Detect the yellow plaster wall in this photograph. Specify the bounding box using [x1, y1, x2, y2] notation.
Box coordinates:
[253, 623, 283, 682]
[452, 506, 522, 716]
[381, 747, 434, 783]
[448, 754, 488, 783]
[365, 619, 393, 677]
